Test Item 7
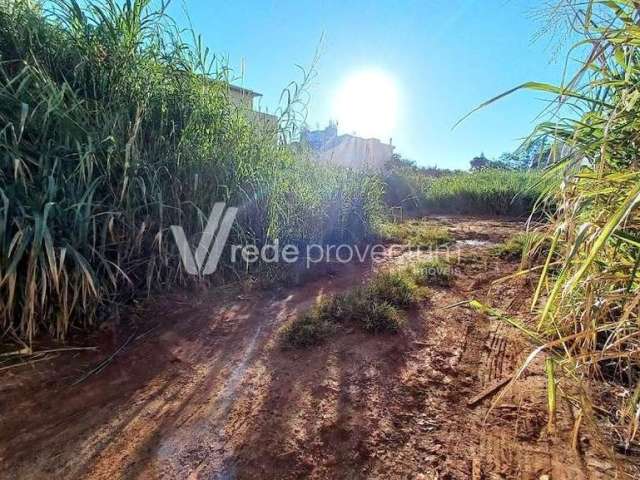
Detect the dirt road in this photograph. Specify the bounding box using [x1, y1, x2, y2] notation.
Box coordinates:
[0, 218, 633, 479]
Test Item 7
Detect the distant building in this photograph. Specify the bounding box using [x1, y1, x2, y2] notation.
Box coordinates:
[229, 84, 278, 129]
[303, 123, 339, 150]
[301, 123, 394, 170]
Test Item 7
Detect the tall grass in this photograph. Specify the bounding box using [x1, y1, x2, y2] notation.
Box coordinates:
[478, 0, 640, 449]
[0, 0, 384, 343]
[382, 157, 545, 217]
[421, 169, 544, 216]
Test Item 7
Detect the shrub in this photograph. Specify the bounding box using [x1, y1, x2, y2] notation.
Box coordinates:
[382, 162, 545, 217]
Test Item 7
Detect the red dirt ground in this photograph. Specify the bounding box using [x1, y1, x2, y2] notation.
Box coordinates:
[1, 217, 637, 479]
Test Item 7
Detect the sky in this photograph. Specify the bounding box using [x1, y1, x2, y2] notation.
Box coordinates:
[169, 1, 568, 170]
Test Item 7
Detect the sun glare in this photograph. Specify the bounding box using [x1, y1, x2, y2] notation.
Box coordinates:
[332, 69, 399, 141]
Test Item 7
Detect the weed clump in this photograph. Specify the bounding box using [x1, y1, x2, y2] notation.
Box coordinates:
[360, 301, 404, 333]
[380, 221, 452, 249]
[282, 268, 425, 347]
[281, 309, 337, 348]
[367, 270, 420, 307]
[492, 232, 546, 261]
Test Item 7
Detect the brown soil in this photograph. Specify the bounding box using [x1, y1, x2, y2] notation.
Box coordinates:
[0, 217, 637, 479]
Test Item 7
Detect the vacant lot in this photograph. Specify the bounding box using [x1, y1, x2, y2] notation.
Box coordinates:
[0, 218, 634, 479]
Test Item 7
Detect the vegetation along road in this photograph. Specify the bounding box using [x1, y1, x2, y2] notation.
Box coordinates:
[2, 1, 640, 478]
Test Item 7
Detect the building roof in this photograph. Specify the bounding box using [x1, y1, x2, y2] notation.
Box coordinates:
[229, 84, 262, 98]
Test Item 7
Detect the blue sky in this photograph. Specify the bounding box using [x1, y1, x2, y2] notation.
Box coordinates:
[169, 1, 566, 170]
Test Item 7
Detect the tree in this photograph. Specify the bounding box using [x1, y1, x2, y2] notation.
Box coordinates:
[492, 136, 554, 170]
[470, 153, 490, 171]
[386, 153, 417, 171]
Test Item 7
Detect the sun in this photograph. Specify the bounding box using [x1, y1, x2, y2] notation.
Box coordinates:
[332, 69, 399, 141]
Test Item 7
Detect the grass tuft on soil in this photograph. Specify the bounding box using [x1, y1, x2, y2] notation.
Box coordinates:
[366, 270, 422, 308]
[280, 310, 338, 348]
[411, 258, 452, 287]
[492, 232, 547, 261]
[282, 268, 425, 348]
[379, 221, 453, 249]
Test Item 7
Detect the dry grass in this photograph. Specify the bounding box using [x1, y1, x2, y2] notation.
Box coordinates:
[472, 0, 640, 450]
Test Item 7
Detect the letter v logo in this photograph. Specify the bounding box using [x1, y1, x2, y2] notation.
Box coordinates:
[171, 202, 238, 275]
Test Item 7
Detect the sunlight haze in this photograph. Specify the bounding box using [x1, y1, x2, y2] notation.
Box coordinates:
[332, 69, 399, 141]
[169, 0, 562, 169]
